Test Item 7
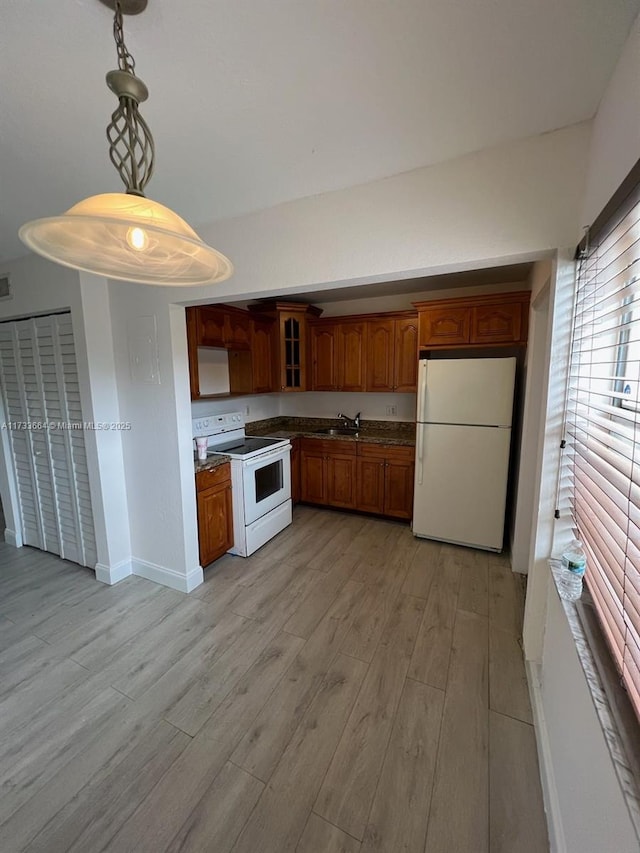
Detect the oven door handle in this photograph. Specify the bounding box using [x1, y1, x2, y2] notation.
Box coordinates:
[243, 444, 291, 467]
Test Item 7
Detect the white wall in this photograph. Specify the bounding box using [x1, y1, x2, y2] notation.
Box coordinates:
[541, 585, 639, 853]
[511, 260, 552, 573]
[108, 284, 202, 592]
[581, 15, 640, 226]
[280, 391, 416, 422]
[528, 14, 640, 852]
[173, 122, 589, 307]
[192, 390, 416, 425]
[191, 393, 281, 423]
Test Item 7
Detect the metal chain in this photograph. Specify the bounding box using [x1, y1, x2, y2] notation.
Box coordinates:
[113, 2, 136, 74]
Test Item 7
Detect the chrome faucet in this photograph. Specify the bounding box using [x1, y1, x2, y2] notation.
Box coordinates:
[337, 411, 361, 429]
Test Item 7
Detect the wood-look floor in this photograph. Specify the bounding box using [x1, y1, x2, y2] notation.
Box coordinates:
[0, 506, 549, 853]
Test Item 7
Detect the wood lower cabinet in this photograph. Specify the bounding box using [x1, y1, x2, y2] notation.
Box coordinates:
[300, 439, 357, 509]
[300, 438, 414, 520]
[356, 456, 386, 514]
[290, 438, 301, 504]
[327, 451, 358, 509]
[357, 443, 415, 520]
[415, 291, 530, 349]
[196, 463, 234, 567]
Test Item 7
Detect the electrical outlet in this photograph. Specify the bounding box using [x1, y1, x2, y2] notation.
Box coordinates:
[386, 405, 397, 416]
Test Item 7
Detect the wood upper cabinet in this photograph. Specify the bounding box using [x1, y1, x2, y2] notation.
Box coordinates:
[338, 322, 367, 392]
[415, 292, 530, 349]
[248, 301, 322, 392]
[226, 311, 252, 350]
[198, 307, 227, 347]
[310, 320, 367, 392]
[366, 314, 418, 392]
[251, 316, 274, 394]
[190, 305, 253, 351]
[366, 320, 394, 392]
[186, 308, 201, 399]
[471, 302, 522, 344]
[310, 324, 338, 391]
[394, 317, 419, 392]
[419, 306, 470, 348]
[196, 463, 234, 567]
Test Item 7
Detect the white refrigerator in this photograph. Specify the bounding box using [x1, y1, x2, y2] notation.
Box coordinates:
[412, 357, 516, 552]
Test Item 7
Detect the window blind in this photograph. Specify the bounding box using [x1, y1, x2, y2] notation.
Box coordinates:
[565, 193, 640, 721]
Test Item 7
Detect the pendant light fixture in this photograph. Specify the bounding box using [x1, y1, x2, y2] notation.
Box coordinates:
[19, 0, 233, 287]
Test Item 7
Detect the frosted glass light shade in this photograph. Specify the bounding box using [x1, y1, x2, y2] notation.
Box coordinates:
[19, 193, 233, 286]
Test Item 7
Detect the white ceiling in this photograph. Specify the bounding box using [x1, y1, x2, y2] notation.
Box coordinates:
[1, 0, 638, 262]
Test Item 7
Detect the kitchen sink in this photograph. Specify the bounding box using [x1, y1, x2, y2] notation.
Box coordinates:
[312, 427, 360, 436]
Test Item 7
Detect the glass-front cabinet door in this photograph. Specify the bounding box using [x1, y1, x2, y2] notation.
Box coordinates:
[282, 314, 302, 390]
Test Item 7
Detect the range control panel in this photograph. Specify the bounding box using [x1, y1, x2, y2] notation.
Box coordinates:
[192, 411, 245, 438]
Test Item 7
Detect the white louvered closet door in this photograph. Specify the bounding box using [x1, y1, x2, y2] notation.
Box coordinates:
[0, 314, 97, 568]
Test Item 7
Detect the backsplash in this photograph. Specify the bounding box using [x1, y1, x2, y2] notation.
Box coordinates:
[279, 391, 416, 421]
[191, 391, 416, 422]
[191, 393, 280, 422]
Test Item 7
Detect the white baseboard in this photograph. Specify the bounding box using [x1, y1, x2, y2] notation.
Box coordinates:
[131, 557, 203, 593]
[95, 558, 132, 585]
[3, 527, 21, 548]
[526, 659, 567, 853]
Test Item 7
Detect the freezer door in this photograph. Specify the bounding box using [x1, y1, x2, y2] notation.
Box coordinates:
[412, 423, 512, 551]
[418, 357, 516, 427]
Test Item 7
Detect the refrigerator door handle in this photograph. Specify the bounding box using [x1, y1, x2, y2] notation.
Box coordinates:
[416, 423, 424, 486]
[416, 359, 427, 421]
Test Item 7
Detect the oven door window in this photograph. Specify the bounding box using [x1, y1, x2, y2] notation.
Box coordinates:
[254, 459, 283, 503]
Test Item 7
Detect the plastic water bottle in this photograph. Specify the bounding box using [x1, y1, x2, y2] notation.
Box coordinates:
[558, 539, 586, 601]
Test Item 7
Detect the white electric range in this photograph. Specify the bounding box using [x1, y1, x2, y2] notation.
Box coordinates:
[192, 412, 292, 557]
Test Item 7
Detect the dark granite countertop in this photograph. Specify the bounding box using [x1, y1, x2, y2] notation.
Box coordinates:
[194, 453, 231, 475]
[246, 417, 416, 447]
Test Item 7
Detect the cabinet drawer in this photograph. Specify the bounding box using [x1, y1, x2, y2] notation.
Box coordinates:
[299, 438, 357, 456]
[196, 462, 231, 492]
[357, 442, 415, 461]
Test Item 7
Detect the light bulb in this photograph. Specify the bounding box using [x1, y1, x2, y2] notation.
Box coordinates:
[126, 226, 148, 251]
